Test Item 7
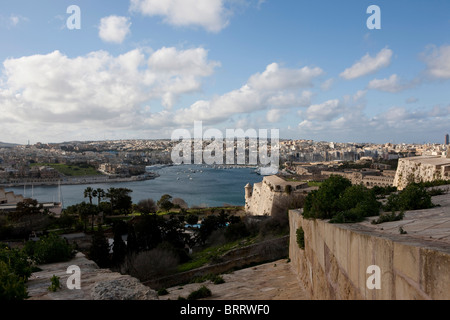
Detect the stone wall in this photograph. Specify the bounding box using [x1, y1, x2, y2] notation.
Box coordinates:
[245, 175, 315, 216]
[394, 156, 450, 190]
[289, 210, 450, 300]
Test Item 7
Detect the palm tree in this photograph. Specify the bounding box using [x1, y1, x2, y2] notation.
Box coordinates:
[84, 187, 94, 205]
[93, 188, 106, 224]
[92, 188, 105, 206]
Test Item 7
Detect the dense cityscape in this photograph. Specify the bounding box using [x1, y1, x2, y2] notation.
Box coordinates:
[0, 138, 448, 186]
[1, 0, 449, 307]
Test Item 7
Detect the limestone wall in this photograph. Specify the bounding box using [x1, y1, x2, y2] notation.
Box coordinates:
[394, 156, 450, 190]
[245, 175, 314, 216]
[289, 210, 450, 300]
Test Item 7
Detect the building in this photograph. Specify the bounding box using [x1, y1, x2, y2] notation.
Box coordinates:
[446, 134, 449, 146]
[320, 169, 395, 188]
[0, 187, 62, 216]
[394, 156, 450, 190]
[245, 175, 317, 216]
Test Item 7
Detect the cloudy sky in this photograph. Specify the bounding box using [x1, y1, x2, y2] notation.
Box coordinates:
[0, 0, 449, 144]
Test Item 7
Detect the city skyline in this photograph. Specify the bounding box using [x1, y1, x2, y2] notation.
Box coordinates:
[0, 1, 450, 145]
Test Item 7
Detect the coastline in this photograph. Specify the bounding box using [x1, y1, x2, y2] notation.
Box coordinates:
[0, 173, 160, 188]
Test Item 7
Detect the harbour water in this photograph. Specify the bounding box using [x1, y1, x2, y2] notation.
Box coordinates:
[5, 165, 263, 209]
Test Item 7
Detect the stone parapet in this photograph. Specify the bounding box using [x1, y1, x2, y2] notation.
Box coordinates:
[289, 209, 450, 300]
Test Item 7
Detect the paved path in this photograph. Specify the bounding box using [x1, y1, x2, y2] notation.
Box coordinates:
[158, 259, 311, 300]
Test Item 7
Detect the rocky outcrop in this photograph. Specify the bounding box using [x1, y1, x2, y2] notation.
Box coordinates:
[91, 277, 158, 300]
[26, 252, 158, 300]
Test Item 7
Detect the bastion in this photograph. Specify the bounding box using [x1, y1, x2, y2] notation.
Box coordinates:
[245, 175, 317, 216]
[289, 187, 450, 300]
[394, 155, 450, 190]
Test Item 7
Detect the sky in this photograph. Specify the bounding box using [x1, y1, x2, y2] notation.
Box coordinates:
[0, 0, 449, 145]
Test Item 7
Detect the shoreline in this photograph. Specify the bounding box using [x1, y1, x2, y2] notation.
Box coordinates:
[0, 173, 159, 188]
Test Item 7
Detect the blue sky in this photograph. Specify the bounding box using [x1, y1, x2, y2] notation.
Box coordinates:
[0, 0, 449, 144]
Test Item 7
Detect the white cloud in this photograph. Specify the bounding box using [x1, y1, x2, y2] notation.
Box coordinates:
[164, 63, 323, 126]
[340, 47, 393, 80]
[368, 74, 408, 93]
[320, 78, 334, 91]
[422, 44, 450, 79]
[129, 0, 230, 32]
[0, 47, 219, 141]
[301, 99, 342, 121]
[266, 109, 284, 123]
[406, 97, 419, 104]
[6, 14, 28, 27]
[99, 16, 131, 44]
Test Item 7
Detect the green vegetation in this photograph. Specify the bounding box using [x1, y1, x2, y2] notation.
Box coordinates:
[0, 243, 34, 300]
[30, 163, 102, 176]
[307, 181, 323, 187]
[187, 285, 212, 300]
[371, 211, 405, 225]
[0, 261, 28, 300]
[296, 227, 305, 249]
[23, 233, 76, 264]
[303, 175, 381, 223]
[177, 238, 254, 273]
[157, 288, 169, 296]
[383, 183, 434, 212]
[48, 275, 61, 292]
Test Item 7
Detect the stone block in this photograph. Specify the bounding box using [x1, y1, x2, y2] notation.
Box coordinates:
[420, 248, 450, 300]
[393, 242, 420, 283]
[395, 273, 427, 300]
[372, 237, 395, 300]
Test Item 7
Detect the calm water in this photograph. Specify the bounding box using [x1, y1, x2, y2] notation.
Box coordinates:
[6, 165, 263, 209]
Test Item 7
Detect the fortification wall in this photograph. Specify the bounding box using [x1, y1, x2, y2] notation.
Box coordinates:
[289, 210, 450, 300]
[394, 156, 450, 190]
[245, 176, 313, 216]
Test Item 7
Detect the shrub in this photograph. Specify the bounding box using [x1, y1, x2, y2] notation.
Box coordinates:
[0, 261, 28, 300]
[157, 288, 169, 296]
[88, 227, 110, 268]
[48, 275, 61, 292]
[224, 221, 249, 241]
[25, 233, 75, 264]
[187, 285, 212, 300]
[0, 244, 33, 279]
[384, 183, 433, 212]
[303, 175, 352, 220]
[296, 227, 305, 249]
[371, 211, 405, 225]
[303, 176, 381, 223]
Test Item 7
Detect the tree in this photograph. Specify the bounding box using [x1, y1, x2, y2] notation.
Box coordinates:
[88, 226, 110, 268]
[303, 175, 352, 219]
[13, 199, 45, 221]
[384, 183, 433, 212]
[111, 232, 127, 267]
[172, 198, 188, 209]
[65, 202, 97, 232]
[92, 188, 105, 206]
[157, 194, 174, 212]
[136, 199, 157, 215]
[84, 187, 94, 205]
[93, 188, 106, 223]
[106, 188, 133, 215]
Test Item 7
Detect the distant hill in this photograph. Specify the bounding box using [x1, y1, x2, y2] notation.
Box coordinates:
[0, 142, 20, 148]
